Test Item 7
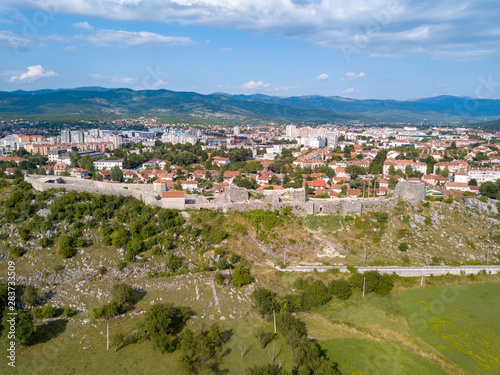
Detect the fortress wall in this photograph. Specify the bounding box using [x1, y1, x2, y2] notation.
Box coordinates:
[26, 175, 419, 216]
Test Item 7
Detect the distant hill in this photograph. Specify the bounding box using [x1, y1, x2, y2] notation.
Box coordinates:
[1, 87, 500, 123]
[225, 93, 500, 121]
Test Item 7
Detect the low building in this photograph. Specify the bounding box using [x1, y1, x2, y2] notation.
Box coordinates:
[93, 159, 123, 170]
[161, 191, 186, 209]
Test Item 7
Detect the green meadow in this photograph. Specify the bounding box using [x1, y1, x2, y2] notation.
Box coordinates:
[400, 282, 500, 374]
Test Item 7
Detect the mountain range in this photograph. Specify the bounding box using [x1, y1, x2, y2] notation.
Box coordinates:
[1, 87, 499, 124]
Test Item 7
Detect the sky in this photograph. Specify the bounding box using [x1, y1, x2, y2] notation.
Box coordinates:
[0, 0, 500, 100]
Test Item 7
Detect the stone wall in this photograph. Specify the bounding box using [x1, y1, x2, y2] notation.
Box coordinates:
[26, 175, 162, 207]
[395, 181, 425, 205]
[26, 175, 402, 217]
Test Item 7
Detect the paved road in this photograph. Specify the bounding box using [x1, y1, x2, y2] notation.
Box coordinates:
[276, 265, 500, 277]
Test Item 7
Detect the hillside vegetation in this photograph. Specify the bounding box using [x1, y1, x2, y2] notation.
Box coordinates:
[1, 179, 500, 374]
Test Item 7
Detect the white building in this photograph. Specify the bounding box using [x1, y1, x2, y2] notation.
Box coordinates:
[93, 159, 123, 170]
[71, 130, 84, 144]
[233, 126, 240, 136]
[468, 168, 500, 184]
[286, 124, 297, 137]
[297, 137, 326, 148]
[60, 129, 71, 144]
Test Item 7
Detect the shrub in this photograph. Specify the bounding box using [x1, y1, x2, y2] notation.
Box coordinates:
[375, 274, 394, 296]
[216, 257, 228, 270]
[21, 285, 38, 307]
[116, 261, 127, 272]
[232, 265, 252, 287]
[143, 303, 191, 353]
[111, 283, 135, 306]
[399, 242, 409, 252]
[424, 216, 432, 225]
[372, 212, 388, 223]
[252, 288, 277, 315]
[41, 305, 55, 318]
[303, 280, 331, 308]
[59, 235, 77, 259]
[328, 279, 352, 300]
[62, 307, 74, 317]
[246, 364, 281, 375]
[229, 252, 240, 265]
[11, 246, 25, 257]
[293, 277, 308, 290]
[214, 272, 224, 285]
[53, 264, 64, 274]
[18, 227, 31, 241]
[40, 237, 52, 248]
[97, 266, 107, 275]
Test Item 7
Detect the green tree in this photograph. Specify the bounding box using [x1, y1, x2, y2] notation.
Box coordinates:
[143, 303, 190, 353]
[110, 166, 123, 182]
[2, 310, 34, 347]
[328, 279, 352, 300]
[70, 151, 79, 168]
[246, 364, 281, 375]
[59, 235, 77, 259]
[232, 265, 252, 287]
[179, 325, 227, 375]
[252, 288, 277, 315]
[111, 283, 134, 306]
[479, 181, 499, 199]
[21, 285, 38, 307]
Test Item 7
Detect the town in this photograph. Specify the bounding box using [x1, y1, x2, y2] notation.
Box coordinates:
[1, 119, 500, 206]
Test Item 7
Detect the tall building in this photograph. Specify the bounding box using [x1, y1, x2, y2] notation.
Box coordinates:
[233, 126, 241, 136]
[60, 129, 71, 144]
[71, 130, 84, 144]
[285, 124, 296, 137]
[325, 132, 339, 147]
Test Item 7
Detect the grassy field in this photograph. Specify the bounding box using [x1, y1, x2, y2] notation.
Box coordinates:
[400, 282, 500, 374]
[321, 338, 449, 375]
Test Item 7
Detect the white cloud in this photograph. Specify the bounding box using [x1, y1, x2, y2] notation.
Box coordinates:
[314, 73, 329, 81]
[80, 30, 195, 47]
[8, 65, 58, 83]
[274, 85, 298, 91]
[343, 88, 358, 94]
[241, 81, 271, 90]
[345, 72, 366, 80]
[0, 31, 30, 51]
[4, 0, 500, 59]
[89, 73, 137, 84]
[73, 21, 94, 31]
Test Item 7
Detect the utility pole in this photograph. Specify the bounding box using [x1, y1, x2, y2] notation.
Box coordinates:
[362, 277, 366, 297]
[363, 246, 367, 266]
[420, 269, 424, 287]
[107, 324, 109, 350]
[363, 180, 365, 198]
[273, 310, 276, 333]
[283, 248, 286, 268]
[487, 248, 490, 266]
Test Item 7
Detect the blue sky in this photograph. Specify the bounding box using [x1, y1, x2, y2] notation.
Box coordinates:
[0, 0, 499, 100]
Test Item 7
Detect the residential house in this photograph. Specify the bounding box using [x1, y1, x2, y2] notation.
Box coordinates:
[53, 163, 70, 175]
[212, 156, 230, 166]
[433, 161, 468, 175]
[68, 167, 89, 178]
[223, 171, 240, 183]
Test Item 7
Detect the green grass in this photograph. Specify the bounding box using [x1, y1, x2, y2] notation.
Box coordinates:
[3, 316, 290, 375]
[304, 215, 345, 232]
[400, 282, 500, 374]
[321, 338, 449, 375]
